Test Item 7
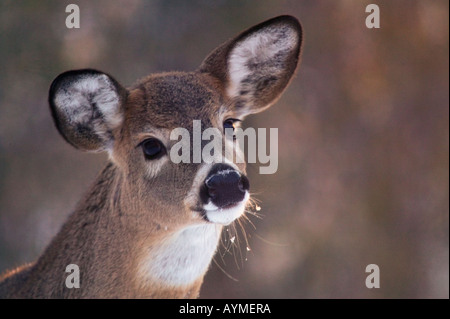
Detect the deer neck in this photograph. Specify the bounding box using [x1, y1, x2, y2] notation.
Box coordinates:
[27, 163, 221, 298]
[137, 223, 222, 294]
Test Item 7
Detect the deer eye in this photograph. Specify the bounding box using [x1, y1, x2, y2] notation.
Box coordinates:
[141, 138, 166, 160]
[223, 118, 240, 131]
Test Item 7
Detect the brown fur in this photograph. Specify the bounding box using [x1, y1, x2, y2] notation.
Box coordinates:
[0, 15, 302, 298]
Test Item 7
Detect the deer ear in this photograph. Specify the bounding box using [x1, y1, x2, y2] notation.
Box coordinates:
[199, 15, 302, 117]
[49, 69, 126, 152]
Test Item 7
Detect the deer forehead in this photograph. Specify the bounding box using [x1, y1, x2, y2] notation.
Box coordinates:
[124, 72, 226, 134]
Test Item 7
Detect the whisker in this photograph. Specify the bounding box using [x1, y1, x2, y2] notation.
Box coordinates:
[212, 257, 239, 282]
[212, 194, 264, 280]
[254, 232, 289, 247]
[236, 219, 246, 268]
[237, 217, 251, 263]
[241, 213, 256, 230]
[229, 222, 242, 270]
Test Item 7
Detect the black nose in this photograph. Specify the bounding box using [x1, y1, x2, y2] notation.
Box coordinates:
[202, 164, 250, 209]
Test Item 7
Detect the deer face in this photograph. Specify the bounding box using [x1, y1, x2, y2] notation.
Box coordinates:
[116, 72, 251, 227]
[49, 16, 302, 231]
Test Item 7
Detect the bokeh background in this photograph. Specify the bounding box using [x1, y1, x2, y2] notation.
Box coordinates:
[0, 0, 448, 298]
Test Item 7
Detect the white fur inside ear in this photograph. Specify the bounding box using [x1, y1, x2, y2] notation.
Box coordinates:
[227, 25, 298, 99]
[54, 73, 123, 139]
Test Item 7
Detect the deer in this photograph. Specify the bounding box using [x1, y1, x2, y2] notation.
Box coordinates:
[0, 15, 303, 298]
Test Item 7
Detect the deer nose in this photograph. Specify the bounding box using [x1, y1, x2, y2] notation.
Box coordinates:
[203, 165, 250, 209]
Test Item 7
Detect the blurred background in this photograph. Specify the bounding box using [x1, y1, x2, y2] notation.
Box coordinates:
[0, 0, 448, 298]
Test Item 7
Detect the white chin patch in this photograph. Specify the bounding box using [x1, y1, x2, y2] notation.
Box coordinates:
[204, 192, 250, 225]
